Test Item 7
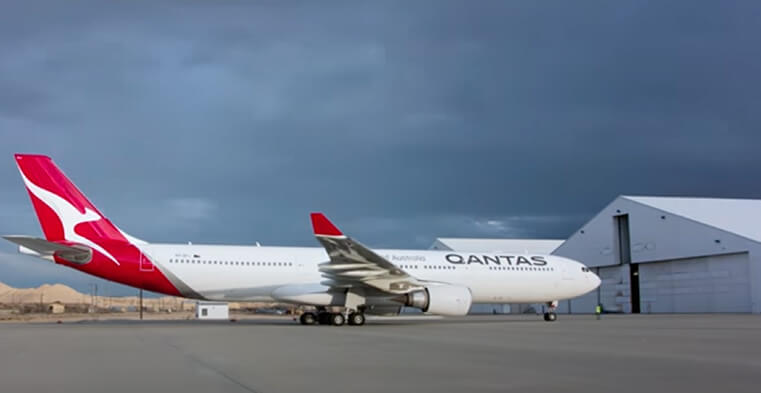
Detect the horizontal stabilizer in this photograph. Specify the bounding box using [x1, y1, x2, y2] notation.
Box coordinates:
[3, 235, 92, 264]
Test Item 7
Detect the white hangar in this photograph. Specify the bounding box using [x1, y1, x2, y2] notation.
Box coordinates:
[553, 196, 761, 314]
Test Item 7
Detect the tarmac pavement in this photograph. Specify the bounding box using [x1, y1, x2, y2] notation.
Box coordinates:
[0, 314, 758, 393]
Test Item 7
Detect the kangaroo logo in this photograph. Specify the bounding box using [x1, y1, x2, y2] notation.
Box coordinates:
[18, 168, 121, 265]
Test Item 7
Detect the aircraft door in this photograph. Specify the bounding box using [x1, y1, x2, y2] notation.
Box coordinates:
[139, 251, 155, 272]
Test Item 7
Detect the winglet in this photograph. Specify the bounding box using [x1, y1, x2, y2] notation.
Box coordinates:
[310, 213, 344, 237]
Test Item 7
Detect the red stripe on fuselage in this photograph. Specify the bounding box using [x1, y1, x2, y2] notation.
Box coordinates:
[55, 242, 183, 297]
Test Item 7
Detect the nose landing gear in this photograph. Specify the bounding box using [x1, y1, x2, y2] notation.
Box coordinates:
[543, 300, 558, 322]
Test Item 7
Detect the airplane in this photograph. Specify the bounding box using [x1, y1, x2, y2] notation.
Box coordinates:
[3, 154, 600, 326]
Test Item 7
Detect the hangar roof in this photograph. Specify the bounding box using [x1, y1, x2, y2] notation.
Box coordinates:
[624, 196, 761, 243]
[430, 238, 563, 254]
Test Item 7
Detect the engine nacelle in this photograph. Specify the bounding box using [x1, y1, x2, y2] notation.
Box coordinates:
[402, 285, 472, 316]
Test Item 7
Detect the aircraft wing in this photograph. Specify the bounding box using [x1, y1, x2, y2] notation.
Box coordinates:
[310, 213, 425, 294]
[3, 235, 92, 265]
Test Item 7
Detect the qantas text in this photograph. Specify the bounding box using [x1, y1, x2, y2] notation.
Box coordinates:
[445, 254, 548, 266]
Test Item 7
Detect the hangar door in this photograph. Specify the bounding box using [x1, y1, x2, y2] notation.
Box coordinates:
[638, 253, 751, 313]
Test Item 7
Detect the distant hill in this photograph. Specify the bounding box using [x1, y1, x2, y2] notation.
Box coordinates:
[0, 282, 94, 304]
[0, 282, 287, 313]
[0, 281, 186, 309]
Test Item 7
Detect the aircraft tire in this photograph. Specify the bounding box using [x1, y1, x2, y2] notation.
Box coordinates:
[331, 313, 345, 326]
[543, 312, 557, 322]
[300, 312, 317, 325]
[317, 312, 332, 325]
[348, 312, 365, 326]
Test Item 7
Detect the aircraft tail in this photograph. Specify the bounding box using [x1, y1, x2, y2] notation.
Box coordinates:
[14, 154, 136, 246]
[11, 154, 188, 297]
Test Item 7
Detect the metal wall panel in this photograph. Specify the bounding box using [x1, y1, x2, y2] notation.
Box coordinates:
[638, 253, 751, 313]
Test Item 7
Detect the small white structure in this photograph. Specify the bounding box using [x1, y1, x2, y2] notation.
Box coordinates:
[48, 302, 65, 314]
[195, 301, 229, 320]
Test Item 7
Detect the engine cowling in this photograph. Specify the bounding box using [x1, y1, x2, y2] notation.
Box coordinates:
[402, 285, 472, 316]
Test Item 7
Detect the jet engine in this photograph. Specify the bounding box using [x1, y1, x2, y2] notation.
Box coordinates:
[400, 285, 472, 316]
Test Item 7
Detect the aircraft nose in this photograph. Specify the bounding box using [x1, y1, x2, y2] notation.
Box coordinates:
[590, 271, 601, 289]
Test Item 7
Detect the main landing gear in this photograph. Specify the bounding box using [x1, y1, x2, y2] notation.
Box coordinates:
[298, 310, 365, 326]
[299, 290, 368, 327]
[347, 312, 365, 326]
[543, 300, 558, 322]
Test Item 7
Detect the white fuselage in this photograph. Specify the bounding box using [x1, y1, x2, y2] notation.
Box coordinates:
[142, 244, 600, 305]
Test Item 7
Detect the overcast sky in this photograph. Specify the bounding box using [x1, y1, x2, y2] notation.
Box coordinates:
[1, 1, 759, 295]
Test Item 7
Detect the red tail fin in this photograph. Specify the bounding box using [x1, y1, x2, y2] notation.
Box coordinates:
[14, 154, 128, 248]
[13, 154, 185, 296]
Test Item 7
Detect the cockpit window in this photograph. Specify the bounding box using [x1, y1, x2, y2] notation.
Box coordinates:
[581, 267, 590, 272]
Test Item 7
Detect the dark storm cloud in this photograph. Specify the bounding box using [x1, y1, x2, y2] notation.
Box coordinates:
[0, 1, 760, 293]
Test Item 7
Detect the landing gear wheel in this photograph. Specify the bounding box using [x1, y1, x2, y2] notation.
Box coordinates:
[347, 312, 366, 326]
[330, 313, 345, 326]
[543, 300, 558, 322]
[317, 312, 332, 325]
[299, 312, 317, 325]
